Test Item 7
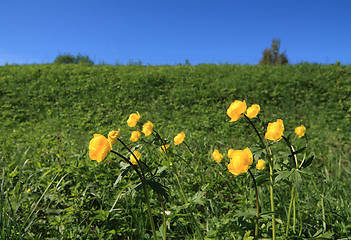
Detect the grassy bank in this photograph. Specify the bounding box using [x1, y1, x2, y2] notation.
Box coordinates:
[0, 63, 350, 239]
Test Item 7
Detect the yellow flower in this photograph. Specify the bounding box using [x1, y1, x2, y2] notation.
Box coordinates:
[159, 144, 170, 152]
[127, 112, 141, 127]
[265, 119, 284, 141]
[227, 149, 235, 158]
[130, 150, 141, 165]
[227, 147, 253, 175]
[130, 131, 141, 142]
[89, 134, 112, 163]
[246, 104, 260, 118]
[212, 149, 223, 163]
[294, 125, 306, 138]
[226, 100, 247, 122]
[256, 159, 266, 170]
[108, 129, 120, 144]
[174, 132, 185, 145]
[142, 121, 153, 136]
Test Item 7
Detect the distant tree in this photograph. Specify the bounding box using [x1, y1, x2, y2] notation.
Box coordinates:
[54, 53, 94, 65]
[259, 39, 288, 65]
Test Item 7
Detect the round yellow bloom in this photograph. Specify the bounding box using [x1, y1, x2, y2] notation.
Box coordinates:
[130, 150, 141, 165]
[256, 159, 266, 170]
[227, 149, 235, 158]
[246, 104, 260, 118]
[174, 132, 185, 145]
[212, 149, 223, 163]
[130, 131, 141, 142]
[265, 119, 284, 141]
[108, 130, 120, 144]
[159, 144, 170, 152]
[226, 100, 247, 122]
[227, 147, 253, 175]
[89, 134, 112, 163]
[295, 125, 306, 138]
[142, 121, 153, 136]
[127, 112, 141, 127]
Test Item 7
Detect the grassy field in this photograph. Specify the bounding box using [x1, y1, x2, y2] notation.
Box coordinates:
[0, 63, 350, 239]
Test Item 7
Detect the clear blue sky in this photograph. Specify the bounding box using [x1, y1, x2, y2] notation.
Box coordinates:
[1, 0, 351, 65]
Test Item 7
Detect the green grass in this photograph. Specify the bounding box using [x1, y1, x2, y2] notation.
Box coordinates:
[0, 63, 350, 239]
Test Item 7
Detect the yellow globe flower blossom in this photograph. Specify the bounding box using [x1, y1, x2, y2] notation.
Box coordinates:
[130, 131, 141, 142]
[127, 112, 141, 127]
[227, 147, 253, 175]
[174, 132, 185, 145]
[159, 144, 170, 152]
[265, 119, 284, 141]
[227, 100, 247, 122]
[295, 125, 306, 138]
[108, 129, 120, 144]
[256, 159, 266, 170]
[130, 150, 141, 165]
[89, 134, 112, 163]
[227, 149, 235, 158]
[246, 104, 260, 118]
[142, 121, 153, 136]
[212, 149, 223, 163]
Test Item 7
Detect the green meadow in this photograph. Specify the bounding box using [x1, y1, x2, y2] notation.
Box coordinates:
[0, 63, 350, 239]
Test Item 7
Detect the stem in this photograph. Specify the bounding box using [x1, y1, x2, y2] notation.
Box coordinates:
[110, 148, 157, 240]
[245, 115, 275, 239]
[285, 185, 295, 237]
[269, 158, 276, 240]
[172, 165, 204, 240]
[282, 136, 297, 168]
[244, 115, 266, 148]
[248, 169, 260, 240]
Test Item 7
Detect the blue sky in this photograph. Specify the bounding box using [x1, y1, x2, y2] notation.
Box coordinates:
[1, 0, 351, 65]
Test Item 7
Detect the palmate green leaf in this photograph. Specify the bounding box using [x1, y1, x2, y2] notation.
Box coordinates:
[134, 180, 169, 200]
[275, 169, 293, 183]
[289, 169, 302, 187]
[255, 173, 269, 186]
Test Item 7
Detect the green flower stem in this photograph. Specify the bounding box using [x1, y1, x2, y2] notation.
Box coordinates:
[244, 115, 266, 148]
[285, 185, 295, 237]
[143, 185, 158, 240]
[269, 160, 276, 240]
[182, 141, 194, 156]
[248, 169, 260, 240]
[110, 148, 157, 240]
[282, 136, 297, 168]
[244, 115, 275, 239]
[117, 138, 146, 180]
[172, 165, 204, 240]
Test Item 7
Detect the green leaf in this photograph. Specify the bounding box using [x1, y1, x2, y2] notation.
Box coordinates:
[243, 231, 254, 240]
[299, 155, 314, 169]
[275, 169, 293, 183]
[147, 180, 169, 199]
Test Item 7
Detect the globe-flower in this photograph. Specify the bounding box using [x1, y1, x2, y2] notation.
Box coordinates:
[159, 144, 170, 152]
[227, 149, 235, 158]
[142, 121, 153, 136]
[246, 104, 260, 118]
[130, 131, 141, 142]
[227, 147, 253, 175]
[130, 150, 141, 165]
[89, 134, 112, 163]
[265, 119, 284, 141]
[256, 159, 266, 170]
[127, 112, 141, 127]
[212, 149, 223, 163]
[174, 132, 185, 145]
[227, 100, 247, 122]
[108, 129, 120, 144]
[295, 125, 306, 138]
